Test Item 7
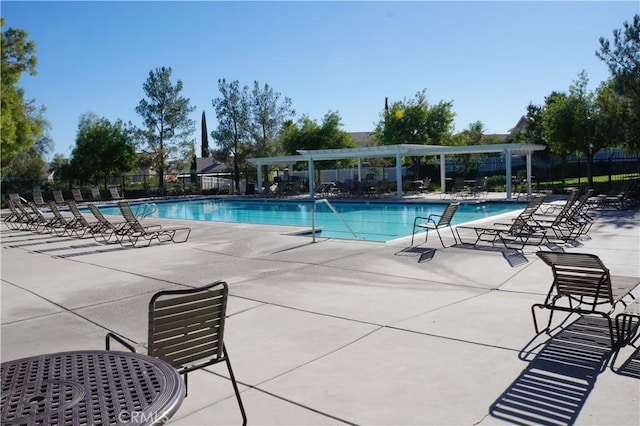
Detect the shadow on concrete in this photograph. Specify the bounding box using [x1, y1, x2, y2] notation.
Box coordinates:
[611, 345, 640, 379]
[490, 316, 614, 426]
[394, 246, 438, 263]
[2, 236, 74, 247]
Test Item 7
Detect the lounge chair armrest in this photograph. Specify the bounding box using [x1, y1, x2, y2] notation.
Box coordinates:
[413, 216, 433, 225]
[413, 216, 437, 228]
[427, 213, 443, 220]
[105, 332, 136, 353]
[492, 222, 512, 227]
[143, 224, 163, 230]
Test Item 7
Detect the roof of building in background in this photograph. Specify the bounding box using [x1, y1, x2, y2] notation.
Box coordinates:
[349, 132, 376, 147]
[509, 116, 530, 133]
[176, 157, 227, 176]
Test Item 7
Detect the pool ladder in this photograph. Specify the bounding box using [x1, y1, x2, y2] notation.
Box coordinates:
[135, 202, 158, 220]
[311, 198, 358, 242]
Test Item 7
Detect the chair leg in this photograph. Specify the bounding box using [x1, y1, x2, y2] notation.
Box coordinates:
[531, 304, 550, 335]
[435, 228, 445, 247]
[605, 316, 616, 348]
[223, 345, 247, 426]
[448, 226, 458, 246]
[184, 373, 188, 397]
[436, 227, 457, 248]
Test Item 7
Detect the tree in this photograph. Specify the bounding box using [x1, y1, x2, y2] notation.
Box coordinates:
[50, 153, 72, 184]
[375, 90, 455, 146]
[508, 103, 545, 145]
[280, 111, 355, 182]
[542, 72, 624, 187]
[50, 153, 69, 176]
[211, 79, 251, 192]
[509, 99, 560, 181]
[0, 18, 48, 166]
[249, 81, 295, 178]
[448, 121, 486, 175]
[2, 145, 48, 187]
[70, 113, 137, 187]
[597, 14, 640, 152]
[201, 110, 209, 157]
[136, 67, 196, 189]
[375, 89, 455, 177]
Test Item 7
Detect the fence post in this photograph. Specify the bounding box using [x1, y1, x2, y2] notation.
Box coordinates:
[608, 156, 613, 191]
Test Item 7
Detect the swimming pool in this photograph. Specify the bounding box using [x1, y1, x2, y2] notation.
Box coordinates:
[94, 198, 527, 242]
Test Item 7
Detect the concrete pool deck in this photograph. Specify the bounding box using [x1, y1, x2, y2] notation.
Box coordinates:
[1, 194, 639, 425]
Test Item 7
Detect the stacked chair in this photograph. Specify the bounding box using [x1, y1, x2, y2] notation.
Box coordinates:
[455, 196, 547, 249]
[593, 178, 640, 210]
[455, 189, 597, 251]
[3, 197, 191, 249]
[527, 189, 594, 242]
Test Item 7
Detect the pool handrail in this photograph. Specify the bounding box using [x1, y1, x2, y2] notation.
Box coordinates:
[135, 203, 158, 220]
[311, 199, 358, 242]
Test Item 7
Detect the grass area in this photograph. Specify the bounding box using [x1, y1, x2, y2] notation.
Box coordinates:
[540, 173, 639, 187]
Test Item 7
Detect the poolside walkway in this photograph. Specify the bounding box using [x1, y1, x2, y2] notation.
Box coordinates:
[1, 196, 639, 425]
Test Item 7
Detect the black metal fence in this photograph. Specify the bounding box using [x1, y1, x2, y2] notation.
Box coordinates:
[418, 151, 640, 194]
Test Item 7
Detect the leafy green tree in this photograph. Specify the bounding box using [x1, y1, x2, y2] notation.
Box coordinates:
[597, 14, 640, 152]
[211, 79, 251, 192]
[280, 111, 355, 182]
[537, 91, 572, 181]
[375, 90, 455, 176]
[136, 67, 196, 189]
[176, 138, 197, 180]
[375, 89, 455, 146]
[509, 103, 545, 144]
[0, 18, 49, 166]
[542, 72, 624, 187]
[49, 153, 72, 184]
[1, 108, 53, 186]
[250, 81, 295, 178]
[3, 146, 48, 186]
[510, 99, 560, 181]
[593, 80, 626, 145]
[448, 121, 486, 175]
[70, 113, 137, 187]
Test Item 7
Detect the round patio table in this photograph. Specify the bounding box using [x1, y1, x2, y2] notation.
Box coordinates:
[1, 350, 184, 425]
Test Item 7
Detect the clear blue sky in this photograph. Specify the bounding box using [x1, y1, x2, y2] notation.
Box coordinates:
[3, 1, 638, 159]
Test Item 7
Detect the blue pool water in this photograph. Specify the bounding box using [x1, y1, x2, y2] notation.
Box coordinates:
[95, 199, 526, 242]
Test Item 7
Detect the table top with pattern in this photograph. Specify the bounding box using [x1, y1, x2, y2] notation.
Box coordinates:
[1, 350, 184, 426]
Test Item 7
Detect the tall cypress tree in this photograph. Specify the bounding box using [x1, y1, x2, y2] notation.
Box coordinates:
[201, 110, 209, 157]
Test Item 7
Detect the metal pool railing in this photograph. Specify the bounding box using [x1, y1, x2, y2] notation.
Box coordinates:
[135, 202, 158, 220]
[311, 198, 358, 242]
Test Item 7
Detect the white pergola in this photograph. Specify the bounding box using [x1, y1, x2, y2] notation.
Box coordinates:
[247, 143, 546, 200]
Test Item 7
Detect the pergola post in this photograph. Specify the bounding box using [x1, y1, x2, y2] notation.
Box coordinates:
[307, 158, 315, 199]
[255, 162, 263, 194]
[395, 152, 402, 199]
[440, 154, 446, 193]
[504, 149, 512, 200]
[526, 152, 533, 197]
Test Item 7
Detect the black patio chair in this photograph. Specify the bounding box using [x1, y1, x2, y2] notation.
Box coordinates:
[106, 281, 247, 425]
[410, 202, 460, 247]
[532, 251, 640, 347]
[117, 200, 190, 247]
